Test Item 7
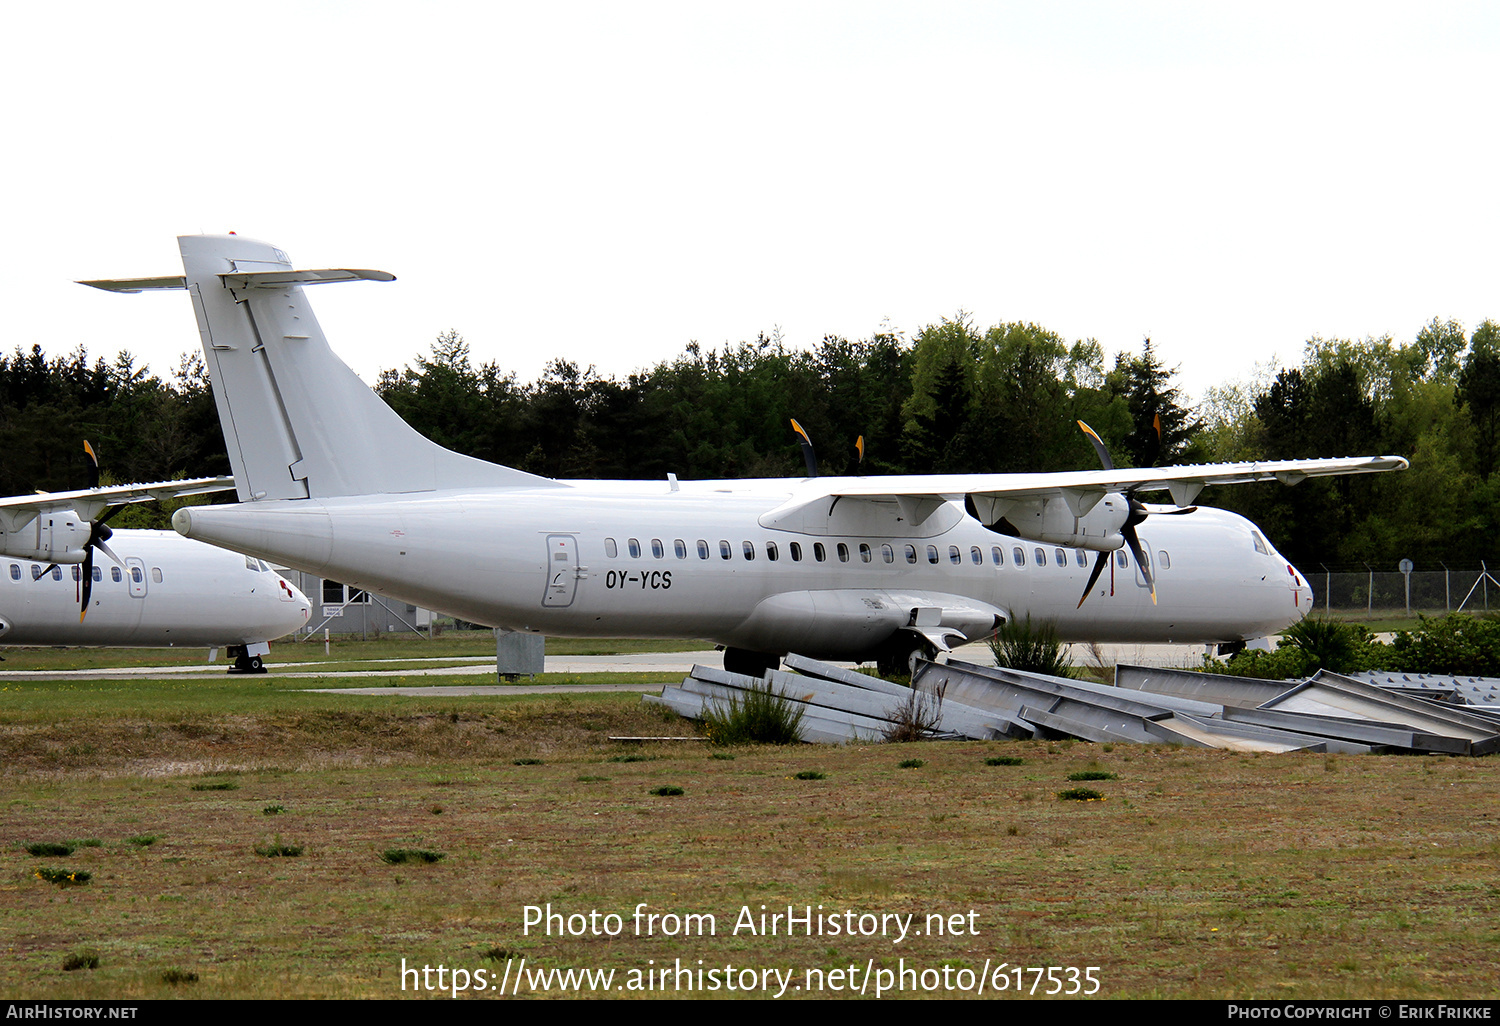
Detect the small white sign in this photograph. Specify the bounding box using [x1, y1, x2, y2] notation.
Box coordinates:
[322, 606, 345, 617]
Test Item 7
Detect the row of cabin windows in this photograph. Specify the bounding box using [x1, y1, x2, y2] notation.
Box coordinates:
[9, 563, 156, 583]
[601, 538, 1171, 572]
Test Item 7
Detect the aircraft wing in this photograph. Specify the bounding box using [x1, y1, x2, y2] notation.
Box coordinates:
[764, 455, 1409, 527]
[0, 477, 236, 529]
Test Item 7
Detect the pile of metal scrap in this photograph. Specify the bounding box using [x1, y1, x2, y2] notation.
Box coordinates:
[648, 654, 1500, 754]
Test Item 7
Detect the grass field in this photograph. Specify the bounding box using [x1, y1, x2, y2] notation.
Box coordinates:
[2, 666, 1498, 1000]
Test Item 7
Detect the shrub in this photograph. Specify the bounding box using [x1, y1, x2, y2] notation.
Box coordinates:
[160, 969, 198, 985]
[1057, 787, 1104, 801]
[262, 805, 286, 816]
[1067, 770, 1117, 781]
[899, 759, 925, 769]
[382, 848, 445, 865]
[62, 949, 100, 972]
[988, 615, 1077, 678]
[651, 785, 685, 796]
[255, 840, 303, 857]
[35, 867, 90, 885]
[882, 684, 945, 742]
[702, 683, 804, 745]
[127, 835, 159, 847]
[1390, 613, 1500, 676]
[986, 756, 1024, 766]
[25, 842, 75, 857]
[190, 781, 238, 791]
[793, 770, 826, 780]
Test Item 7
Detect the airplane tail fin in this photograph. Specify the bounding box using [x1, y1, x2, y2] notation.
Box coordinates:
[84, 235, 552, 502]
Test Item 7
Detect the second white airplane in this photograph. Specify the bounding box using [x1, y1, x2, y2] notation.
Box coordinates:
[84, 235, 1407, 676]
[0, 477, 312, 670]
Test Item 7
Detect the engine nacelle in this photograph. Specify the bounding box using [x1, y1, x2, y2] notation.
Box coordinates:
[0, 513, 91, 565]
[967, 491, 1129, 552]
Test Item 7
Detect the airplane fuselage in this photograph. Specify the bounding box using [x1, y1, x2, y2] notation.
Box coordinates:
[0, 530, 312, 648]
[175, 479, 1311, 659]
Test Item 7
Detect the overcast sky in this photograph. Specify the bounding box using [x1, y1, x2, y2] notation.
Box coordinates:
[3, 2, 1496, 406]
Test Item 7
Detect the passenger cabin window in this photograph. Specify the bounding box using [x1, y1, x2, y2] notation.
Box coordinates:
[130, 568, 142, 584]
[8, 564, 18, 581]
[926, 545, 939, 564]
[881, 544, 894, 564]
[1035, 547, 1047, 567]
[814, 543, 826, 562]
[111, 567, 122, 582]
[789, 542, 802, 561]
[1158, 550, 1171, 570]
[1013, 547, 1025, 567]
[720, 540, 732, 560]
[628, 538, 641, 558]
[604, 538, 618, 557]
[949, 545, 962, 565]
[766, 541, 778, 561]
[31, 564, 41, 580]
[859, 543, 872, 563]
[52, 567, 62, 581]
[904, 544, 917, 564]
[152, 568, 163, 584]
[1055, 548, 1067, 567]
[1116, 550, 1129, 567]
[696, 540, 709, 559]
[837, 543, 849, 563]
[674, 539, 687, 559]
[650, 539, 664, 558]
[971, 546, 982, 565]
[92, 567, 102, 581]
[992, 546, 1003, 566]
[72, 566, 81, 581]
[742, 541, 755, 560]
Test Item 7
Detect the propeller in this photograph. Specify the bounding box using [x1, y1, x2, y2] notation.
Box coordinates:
[790, 419, 819, 478]
[1074, 421, 1196, 608]
[33, 442, 126, 621]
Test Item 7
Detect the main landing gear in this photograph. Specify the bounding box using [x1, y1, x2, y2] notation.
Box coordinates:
[875, 635, 937, 679]
[722, 648, 780, 678]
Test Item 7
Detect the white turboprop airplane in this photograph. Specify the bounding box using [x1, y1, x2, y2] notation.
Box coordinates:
[82, 235, 1407, 676]
[0, 479, 313, 671]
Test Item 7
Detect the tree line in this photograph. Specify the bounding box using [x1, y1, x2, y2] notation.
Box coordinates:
[5, 314, 1497, 569]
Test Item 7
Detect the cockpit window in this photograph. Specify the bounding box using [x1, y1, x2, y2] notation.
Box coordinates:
[1251, 531, 1270, 555]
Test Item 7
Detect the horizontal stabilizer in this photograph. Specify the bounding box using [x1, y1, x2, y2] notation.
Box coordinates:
[78, 275, 187, 292]
[79, 268, 394, 293]
[220, 268, 395, 289]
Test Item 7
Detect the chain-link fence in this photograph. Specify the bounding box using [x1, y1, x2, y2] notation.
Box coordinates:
[1302, 565, 1500, 616]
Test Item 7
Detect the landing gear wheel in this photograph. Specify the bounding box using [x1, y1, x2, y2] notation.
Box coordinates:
[723, 648, 779, 678]
[876, 637, 934, 680]
[227, 647, 268, 675]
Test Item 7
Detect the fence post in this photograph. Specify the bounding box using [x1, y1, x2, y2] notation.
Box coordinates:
[1440, 561, 1450, 613]
[1364, 562, 1373, 614]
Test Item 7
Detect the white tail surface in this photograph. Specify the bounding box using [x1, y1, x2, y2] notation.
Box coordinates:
[176, 234, 552, 501]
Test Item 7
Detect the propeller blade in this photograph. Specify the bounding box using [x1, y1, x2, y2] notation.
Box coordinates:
[1077, 421, 1114, 471]
[790, 419, 818, 478]
[95, 538, 123, 569]
[1123, 522, 1156, 605]
[79, 549, 93, 621]
[84, 441, 100, 490]
[34, 563, 58, 581]
[1077, 550, 1110, 608]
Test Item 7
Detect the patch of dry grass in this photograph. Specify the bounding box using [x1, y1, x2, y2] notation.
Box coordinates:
[0, 684, 1497, 1000]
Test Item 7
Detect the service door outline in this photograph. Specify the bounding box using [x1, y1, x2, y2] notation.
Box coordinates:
[542, 534, 579, 608]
